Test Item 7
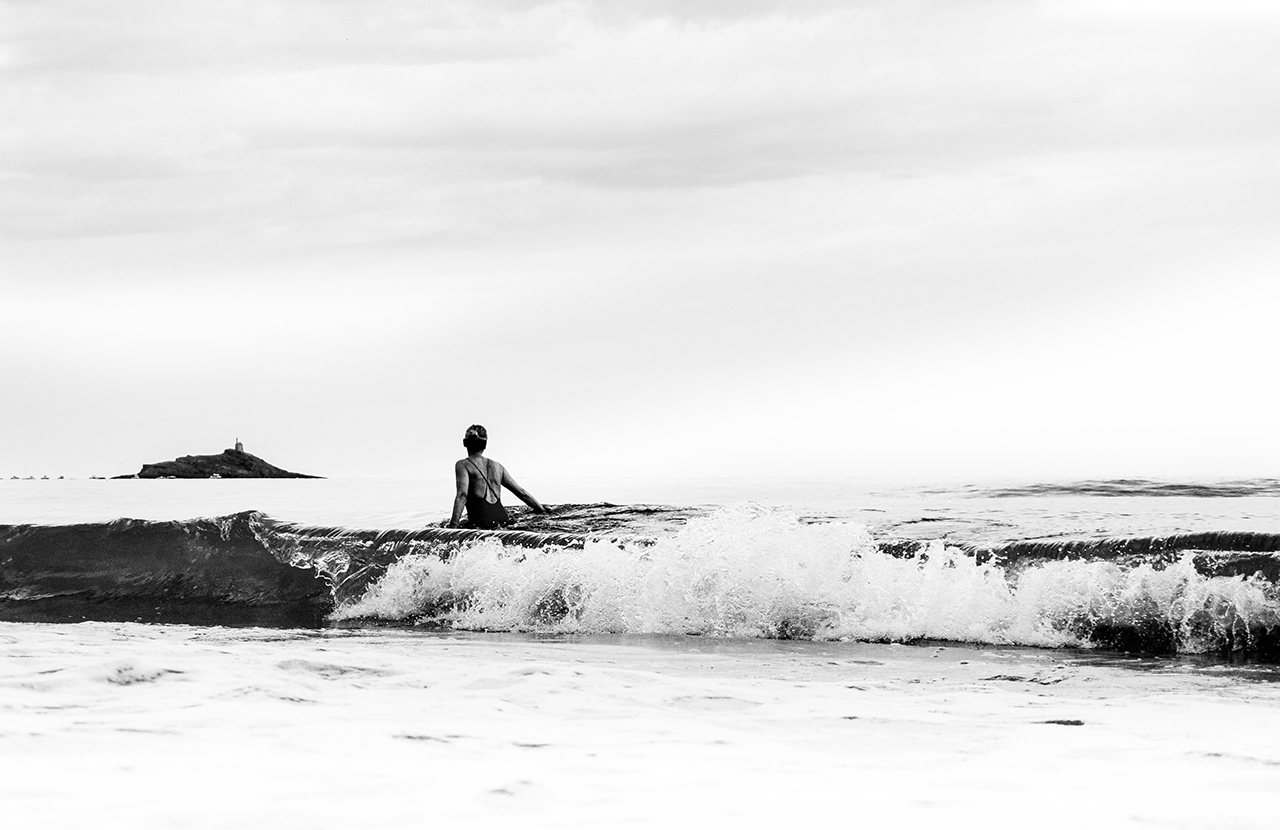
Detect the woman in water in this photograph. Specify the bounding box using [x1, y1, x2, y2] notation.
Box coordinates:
[447, 424, 549, 528]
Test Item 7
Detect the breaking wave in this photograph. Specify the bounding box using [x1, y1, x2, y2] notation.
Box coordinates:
[3, 504, 1280, 656]
[331, 505, 1280, 656]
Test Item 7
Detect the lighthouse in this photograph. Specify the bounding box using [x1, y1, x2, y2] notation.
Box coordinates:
[234, 437, 244, 452]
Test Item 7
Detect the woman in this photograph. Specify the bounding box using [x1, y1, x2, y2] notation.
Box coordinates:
[447, 424, 548, 528]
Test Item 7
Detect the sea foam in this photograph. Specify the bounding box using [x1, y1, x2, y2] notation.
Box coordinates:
[334, 505, 1280, 652]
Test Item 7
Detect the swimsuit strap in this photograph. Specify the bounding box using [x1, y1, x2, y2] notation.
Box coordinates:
[466, 459, 496, 501]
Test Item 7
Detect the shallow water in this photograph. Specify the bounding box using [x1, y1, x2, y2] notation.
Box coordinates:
[4, 477, 1280, 825]
[4, 621, 1280, 829]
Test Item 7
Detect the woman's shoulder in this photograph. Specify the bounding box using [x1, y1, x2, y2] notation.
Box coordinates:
[458, 456, 502, 473]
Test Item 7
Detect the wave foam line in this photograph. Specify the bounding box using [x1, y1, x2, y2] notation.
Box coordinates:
[333, 505, 1280, 655]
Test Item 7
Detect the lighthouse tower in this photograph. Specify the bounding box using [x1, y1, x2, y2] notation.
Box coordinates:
[234, 437, 244, 452]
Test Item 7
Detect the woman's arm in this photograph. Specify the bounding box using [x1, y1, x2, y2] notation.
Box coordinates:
[447, 461, 469, 527]
[501, 468, 548, 513]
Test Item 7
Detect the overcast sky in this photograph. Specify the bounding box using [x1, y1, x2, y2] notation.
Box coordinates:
[3, 0, 1279, 481]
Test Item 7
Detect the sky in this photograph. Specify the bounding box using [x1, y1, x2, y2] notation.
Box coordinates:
[3, 0, 1279, 482]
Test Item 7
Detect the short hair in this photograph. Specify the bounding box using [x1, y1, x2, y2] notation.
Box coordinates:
[463, 424, 488, 453]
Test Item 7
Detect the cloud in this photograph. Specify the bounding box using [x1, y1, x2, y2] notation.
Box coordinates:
[3, 0, 1280, 477]
[5, 0, 1278, 244]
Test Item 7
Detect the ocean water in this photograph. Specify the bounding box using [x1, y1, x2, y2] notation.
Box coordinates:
[4, 477, 1280, 827]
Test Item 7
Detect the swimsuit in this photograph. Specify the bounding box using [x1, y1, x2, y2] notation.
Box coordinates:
[464, 459, 509, 529]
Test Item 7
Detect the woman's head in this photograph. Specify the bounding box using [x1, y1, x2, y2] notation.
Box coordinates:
[463, 424, 488, 453]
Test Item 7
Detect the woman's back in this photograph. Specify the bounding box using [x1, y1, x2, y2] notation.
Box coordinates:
[463, 456, 504, 504]
[460, 455, 508, 528]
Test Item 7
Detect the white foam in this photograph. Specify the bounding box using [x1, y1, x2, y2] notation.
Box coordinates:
[335, 505, 1280, 652]
[6, 622, 1280, 829]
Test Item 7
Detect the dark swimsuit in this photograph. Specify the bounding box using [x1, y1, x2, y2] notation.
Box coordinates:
[464, 459, 509, 529]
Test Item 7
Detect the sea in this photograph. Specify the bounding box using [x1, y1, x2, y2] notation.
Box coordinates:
[4, 476, 1280, 828]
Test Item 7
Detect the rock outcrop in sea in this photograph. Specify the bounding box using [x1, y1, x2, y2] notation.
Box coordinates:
[114, 448, 320, 479]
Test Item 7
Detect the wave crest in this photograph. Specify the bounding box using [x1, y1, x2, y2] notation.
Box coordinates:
[334, 505, 1280, 655]
[5, 505, 1279, 654]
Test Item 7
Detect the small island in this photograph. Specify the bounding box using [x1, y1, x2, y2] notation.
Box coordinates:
[114, 439, 321, 479]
